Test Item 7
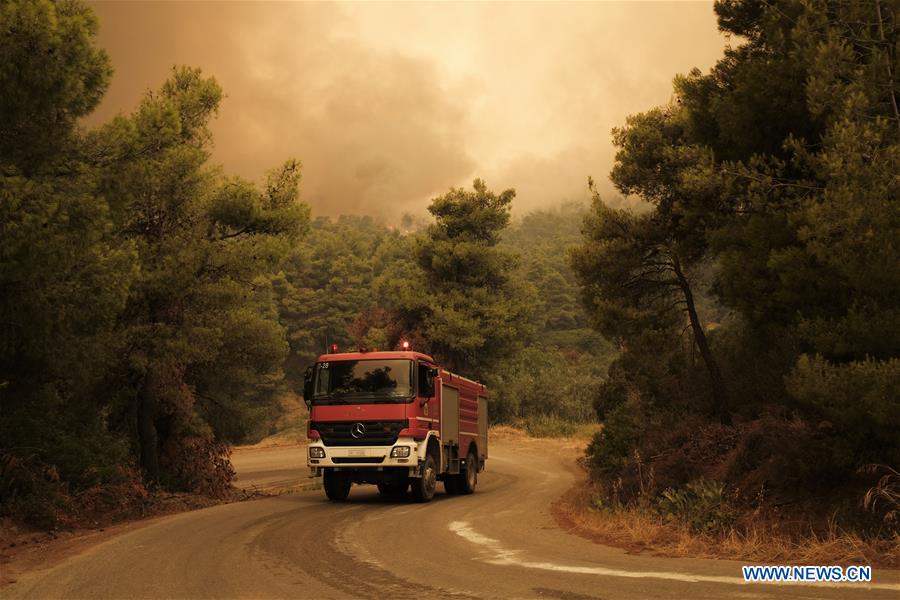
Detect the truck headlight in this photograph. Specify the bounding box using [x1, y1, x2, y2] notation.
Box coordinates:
[309, 447, 326, 459]
[390, 446, 411, 458]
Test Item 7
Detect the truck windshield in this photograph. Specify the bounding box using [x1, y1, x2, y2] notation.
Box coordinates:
[312, 359, 414, 404]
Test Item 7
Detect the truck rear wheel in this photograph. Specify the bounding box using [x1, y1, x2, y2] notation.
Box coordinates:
[410, 454, 437, 502]
[456, 452, 478, 495]
[443, 475, 459, 495]
[323, 469, 351, 501]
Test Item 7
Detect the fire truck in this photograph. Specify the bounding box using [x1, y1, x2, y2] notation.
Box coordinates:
[303, 347, 488, 502]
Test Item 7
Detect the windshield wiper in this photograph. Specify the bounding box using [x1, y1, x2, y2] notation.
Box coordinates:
[318, 391, 371, 403]
[312, 397, 347, 405]
[316, 392, 411, 404]
[369, 396, 412, 403]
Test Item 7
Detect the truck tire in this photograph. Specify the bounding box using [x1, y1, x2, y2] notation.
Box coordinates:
[456, 451, 478, 495]
[323, 469, 351, 501]
[410, 454, 437, 503]
[443, 475, 459, 495]
[377, 481, 408, 497]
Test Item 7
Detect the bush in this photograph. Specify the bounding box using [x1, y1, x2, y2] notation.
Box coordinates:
[159, 432, 234, 497]
[862, 465, 900, 532]
[657, 478, 734, 533]
[0, 451, 68, 529]
[585, 402, 855, 508]
[787, 355, 900, 466]
[0, 450, 149, 529]
[586, 396, 647, 475]
[522, 414, 580, 438]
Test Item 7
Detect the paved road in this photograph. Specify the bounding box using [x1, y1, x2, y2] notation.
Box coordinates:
[231, 444, 314, 492]
[6, 439, 899, 599]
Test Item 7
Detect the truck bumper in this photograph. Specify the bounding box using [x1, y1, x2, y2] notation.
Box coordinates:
[307, 438, 421, 477]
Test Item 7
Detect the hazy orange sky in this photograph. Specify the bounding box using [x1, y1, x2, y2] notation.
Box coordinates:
[88, 1, 728, 221]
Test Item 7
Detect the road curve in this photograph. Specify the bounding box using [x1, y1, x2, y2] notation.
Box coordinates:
[6, 438, 899, 599]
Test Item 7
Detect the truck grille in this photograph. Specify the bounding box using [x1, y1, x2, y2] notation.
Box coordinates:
[311, 420, 407, 447]
[332, 457, 385, 464]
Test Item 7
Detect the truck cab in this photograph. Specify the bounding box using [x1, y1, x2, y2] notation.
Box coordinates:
[304, 350, 488, 502]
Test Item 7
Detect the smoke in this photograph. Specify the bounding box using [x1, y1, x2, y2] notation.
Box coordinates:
[88, 1, 725, 220]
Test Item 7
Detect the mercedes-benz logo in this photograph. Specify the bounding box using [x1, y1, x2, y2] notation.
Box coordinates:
[350, 422, 367, 439]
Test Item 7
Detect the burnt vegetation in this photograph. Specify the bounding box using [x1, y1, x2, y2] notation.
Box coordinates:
[1, 0, 898, 558]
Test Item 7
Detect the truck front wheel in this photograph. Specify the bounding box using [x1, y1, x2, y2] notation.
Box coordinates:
[411, 454, 437, 502]
[323, 469, 351, 501]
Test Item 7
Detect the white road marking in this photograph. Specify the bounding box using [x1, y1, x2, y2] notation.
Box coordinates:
[448, 521, 900, 591]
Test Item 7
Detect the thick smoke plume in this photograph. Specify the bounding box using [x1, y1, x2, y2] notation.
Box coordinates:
[89, 1, 725, 220]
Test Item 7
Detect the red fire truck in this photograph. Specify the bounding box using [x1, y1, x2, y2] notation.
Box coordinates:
[303, 348, 488, 502]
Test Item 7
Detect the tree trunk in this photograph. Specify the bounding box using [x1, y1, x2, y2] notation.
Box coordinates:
[874, 0, 900, 138]
[672, 257, 731, 425]
[137, 366, 160, 485]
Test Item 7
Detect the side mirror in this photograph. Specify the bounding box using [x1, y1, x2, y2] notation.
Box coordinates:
[303, 366, 314, 409]
[420, 367, 437, 404]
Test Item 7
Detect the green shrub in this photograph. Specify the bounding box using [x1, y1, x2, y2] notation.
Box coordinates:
[522, 414, 580, 438]
[787, 355, 900, 466]
[657, 478, 734, 533]
[586, 397, 646, 474]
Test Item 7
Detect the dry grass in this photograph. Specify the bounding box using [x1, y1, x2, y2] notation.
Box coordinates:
[549, 421, 602, 442]
[488, 424, 531, 440]
[490, 422, 600, 442]
[553, 480, 900, 569]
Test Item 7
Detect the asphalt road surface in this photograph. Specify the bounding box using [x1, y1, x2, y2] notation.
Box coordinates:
[6, 439, 899, 599]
